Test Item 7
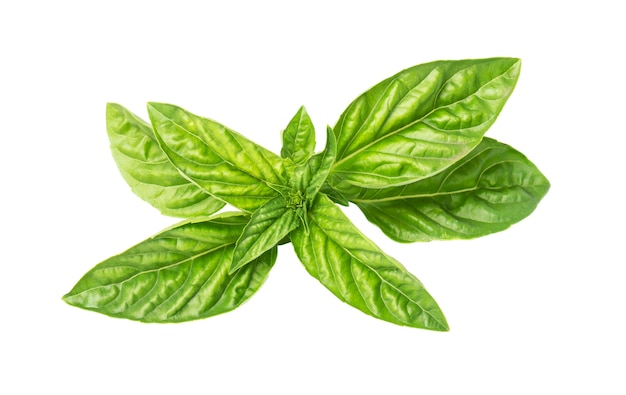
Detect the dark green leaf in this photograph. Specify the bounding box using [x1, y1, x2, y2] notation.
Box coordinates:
[330, 58, 521, 189]
[230, 196, 299, 273]
[147, 102, 287, 212]
[291, 194, 449, 330]
[353, 138, 550, 241]
[106, 103, 224, 217]
[63, 213, 277, 322]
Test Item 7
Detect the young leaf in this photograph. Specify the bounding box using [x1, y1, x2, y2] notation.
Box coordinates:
[305, 127, 337, 204]
[63, 213, 277, 322]
[329, 58, 521, 189]
[230, 196, 299, 273]
[281, 106, 316, 164]
[351, 138, 550, 241]
[289, 126, 338, 204]
[147, 102, 288, 212]
[291, 194, 449, 330]
[106, 103, 225, 217]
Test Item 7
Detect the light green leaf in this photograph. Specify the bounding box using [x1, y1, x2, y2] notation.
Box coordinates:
[291, 194, 449, 330]
[147, 102, 288, 212]
[330, 58, 521, 189]
[63, 213, 277, 322]
[106, 103, 225, 217]
[230, 196, 299, 273]
[353, 138, 550, 242]
[281, 106, 316, 164]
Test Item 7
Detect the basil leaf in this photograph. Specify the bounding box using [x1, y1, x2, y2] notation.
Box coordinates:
[230, 196, 299, 273]
[305, 127, 337, 204]
[330, 58, 521, 189]
[289, 126, 338, 202]
[291, 194, 449, 330]
[106, 103, 225, 217]
[352, 138, 550, 241]
[63, 213, 277, 322]
[147, 102, 287, 212]
[281, 106, 316, 164]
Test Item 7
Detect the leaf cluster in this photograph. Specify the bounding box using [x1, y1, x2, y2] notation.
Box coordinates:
[64, 58, 549, 330]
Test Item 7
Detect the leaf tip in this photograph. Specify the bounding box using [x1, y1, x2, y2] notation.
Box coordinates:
[146, 101, 159, 111]
[437, 320, 451, 332]
[428, 308, 450, 332]
[61, 291, 77, 306]
[509, 57, 522, 76]
[228, 250, 250, 275]
[105, 102, 124, 122]
[227, 262, 241, 276]
[145, 102, 172, 127]
[146, 101, 172, 114]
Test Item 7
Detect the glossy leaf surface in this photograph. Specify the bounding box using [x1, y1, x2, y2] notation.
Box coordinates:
[281, 106, 315, 164]
[106, 103, 224, 217]
[230, 196, 299, 273]
[353, 138, 550, 241]
[63, 213, 276, 322]
[291, 194, 449, 330]
[148, 103, 287, 212]
[330, 58, 521, 189]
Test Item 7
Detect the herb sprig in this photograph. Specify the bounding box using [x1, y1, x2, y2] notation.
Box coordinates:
[63, 57, 549, 330]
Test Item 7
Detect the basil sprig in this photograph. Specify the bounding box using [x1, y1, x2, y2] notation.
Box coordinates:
[64, 57, 549, 330]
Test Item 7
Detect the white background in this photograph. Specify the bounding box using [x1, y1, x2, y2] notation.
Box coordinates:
[1, 1, 624, 393]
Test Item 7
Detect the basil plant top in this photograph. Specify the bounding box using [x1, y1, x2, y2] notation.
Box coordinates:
[63, 57, 550, 331]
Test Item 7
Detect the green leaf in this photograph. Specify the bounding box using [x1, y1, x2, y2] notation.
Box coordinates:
[106, 103, 225, 218]
[230, 196, 299, 273]
[352, 138, 550, 242]
[320, 184, 350, 206]
[288, 126, 337, 203]
[291, 194, 449, 330]
[147, 102, 288, 212]
[305, 126, 337, 204]
[281, 106, 316, 164]
[330, 58, 522, 189]
[63, 213, 277, 322]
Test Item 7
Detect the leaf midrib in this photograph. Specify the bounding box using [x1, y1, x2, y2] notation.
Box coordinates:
[332, 61, 518, 170]
[308, 205, 447, 329]
[67, 240, 236, 298]
[351, 155, 549, 204]
[150, 104, 286, 194]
